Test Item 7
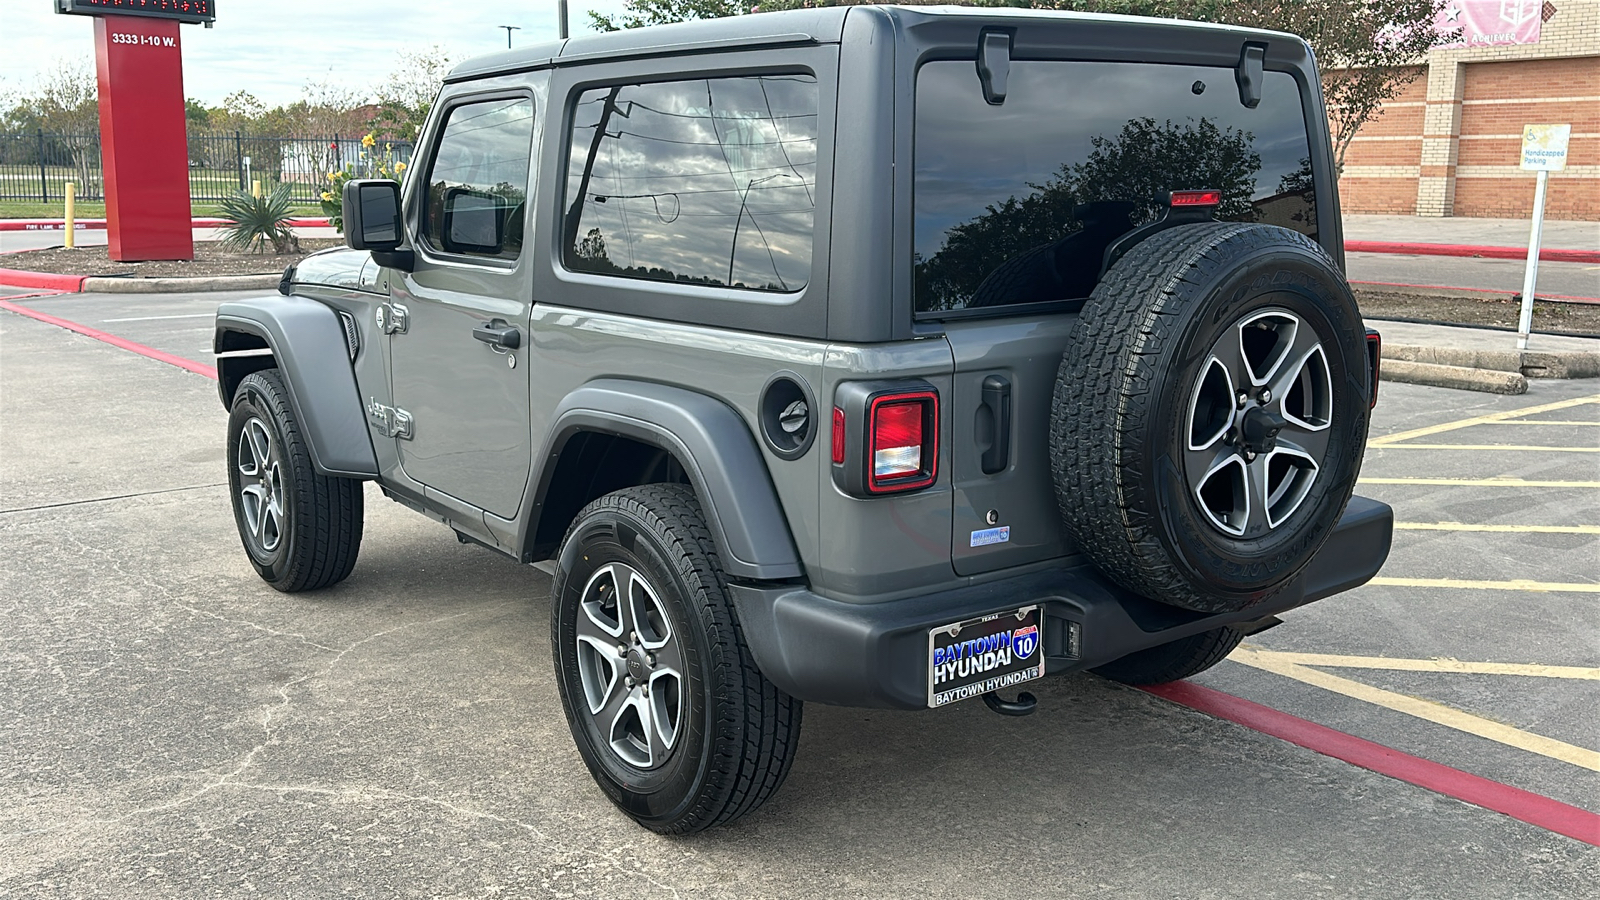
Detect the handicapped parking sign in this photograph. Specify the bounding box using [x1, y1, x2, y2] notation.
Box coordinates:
[1520, 124, 1570, 172]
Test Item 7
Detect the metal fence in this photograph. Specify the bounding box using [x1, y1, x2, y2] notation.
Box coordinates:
[0, 130, 414, 205]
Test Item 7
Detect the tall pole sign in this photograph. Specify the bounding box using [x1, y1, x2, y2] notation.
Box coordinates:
[56, 0, 217, 262]
[1515, 123, 1570, 351]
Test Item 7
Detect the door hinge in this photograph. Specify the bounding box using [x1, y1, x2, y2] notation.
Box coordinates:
[367, 398, 413, 439]
[375, 301, 409, 335]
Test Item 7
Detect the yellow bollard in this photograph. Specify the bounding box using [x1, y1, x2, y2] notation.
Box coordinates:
[64, 181, 76, 249]
[252, 179, 262, 199]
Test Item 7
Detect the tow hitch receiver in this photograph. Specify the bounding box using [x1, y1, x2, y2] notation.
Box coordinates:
[983, 690, 1038, 716]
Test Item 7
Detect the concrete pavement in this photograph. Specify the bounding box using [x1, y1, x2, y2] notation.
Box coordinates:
[0, 286, 1596, 897]
[1344, 215, 1598, 251]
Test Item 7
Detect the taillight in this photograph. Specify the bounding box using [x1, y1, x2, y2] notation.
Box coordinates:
[867, 391, 937, 493]
[1365, 328, 1382, 409]
[1169, 189, 1222, 208]
[831, 406, 846, 465]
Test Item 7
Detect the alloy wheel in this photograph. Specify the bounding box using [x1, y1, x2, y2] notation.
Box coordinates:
[1184, 308, 1333, 538]
[573, 562, 685, 769]
[236, 417, 285, 553]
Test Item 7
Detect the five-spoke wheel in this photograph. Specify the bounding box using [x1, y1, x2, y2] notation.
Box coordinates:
[1185, 308, 1333, 538]
[573, 562, 685, 770]
[236, 417, 285, 553]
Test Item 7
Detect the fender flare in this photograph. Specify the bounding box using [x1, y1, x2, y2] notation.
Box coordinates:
[530, 379, 803, 581]
[214, 296, 379, 479]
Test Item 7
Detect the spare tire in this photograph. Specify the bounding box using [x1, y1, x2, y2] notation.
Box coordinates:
[1050, 223, 1371, 614]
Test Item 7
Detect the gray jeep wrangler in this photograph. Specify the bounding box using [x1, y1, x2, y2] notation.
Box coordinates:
[215, 6, 1393, 833]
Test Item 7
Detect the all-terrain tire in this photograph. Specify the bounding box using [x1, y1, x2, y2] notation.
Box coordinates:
[1051, 223, 1371, 614]
[227, 369, 363, 591]
[550, 484, 802, 834]
[1092, 627, 1245, 686]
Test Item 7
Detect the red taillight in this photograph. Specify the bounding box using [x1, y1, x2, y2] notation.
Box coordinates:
[1366, 329, 1382, 409]
[1169, 189, 1222, 208]
[831, 406, 846, 465]
[867, 392, 937, 492]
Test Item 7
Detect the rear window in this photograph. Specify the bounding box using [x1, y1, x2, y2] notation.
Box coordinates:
[914, 61, 1317, 314]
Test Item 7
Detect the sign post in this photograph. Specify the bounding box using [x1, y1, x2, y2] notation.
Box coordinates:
[57, 0, 217, 262]
[1515, 124, 1570, 351]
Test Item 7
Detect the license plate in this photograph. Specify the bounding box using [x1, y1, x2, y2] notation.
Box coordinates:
[927, 605, 1043, 708]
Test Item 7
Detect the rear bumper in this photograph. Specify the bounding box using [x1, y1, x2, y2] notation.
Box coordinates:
[730, 495, 1393, 709]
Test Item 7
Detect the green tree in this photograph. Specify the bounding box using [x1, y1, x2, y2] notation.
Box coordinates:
[590, 0, 753, 31]
[371, 46, 455, 141]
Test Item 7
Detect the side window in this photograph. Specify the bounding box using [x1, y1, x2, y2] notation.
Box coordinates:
[562, 74, 817, 293]
[423, 97, 535, 261]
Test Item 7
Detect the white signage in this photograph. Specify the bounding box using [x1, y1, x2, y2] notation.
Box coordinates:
[1520, 124, 1570, 172]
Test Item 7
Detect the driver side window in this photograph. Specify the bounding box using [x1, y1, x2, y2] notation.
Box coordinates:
[423, 96, 535, 261]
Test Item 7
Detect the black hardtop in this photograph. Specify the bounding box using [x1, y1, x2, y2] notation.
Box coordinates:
[444, 5, 1305, 84]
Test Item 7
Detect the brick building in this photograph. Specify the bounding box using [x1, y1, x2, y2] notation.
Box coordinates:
[1337, 0, 1598, 220]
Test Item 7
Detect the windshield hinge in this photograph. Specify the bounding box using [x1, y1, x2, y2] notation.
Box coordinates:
[368, 398, 414, 440]
[976, 30, 1012, 106]
[1236, 42, 1267, 109]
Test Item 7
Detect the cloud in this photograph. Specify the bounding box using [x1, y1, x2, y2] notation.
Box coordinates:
[2, 1, 633, 106]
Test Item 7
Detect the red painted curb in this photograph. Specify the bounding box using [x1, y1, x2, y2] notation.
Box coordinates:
[0, 298, 217, 380]
[1346, 240, 1600, 264]
[0, 217, 331, 232]
[0, 268, 86, 291]
[1142, 681, 1600, 847]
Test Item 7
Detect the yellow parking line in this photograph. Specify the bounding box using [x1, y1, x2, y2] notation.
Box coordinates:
[1369, 394, 1600, 446]
[1240, 649, 1600, 679]
[1368, 576, 1600, 593]
[1359, 476, 1600, 488]
[1374, 444, 1600, 452]
[1394, 521, 1600, 534]
[1484, 420, 1600, 426]
[1230, 649, 1600, 771]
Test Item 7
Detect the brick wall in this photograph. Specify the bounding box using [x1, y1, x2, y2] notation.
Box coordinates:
[1334, 0, 1600, 220]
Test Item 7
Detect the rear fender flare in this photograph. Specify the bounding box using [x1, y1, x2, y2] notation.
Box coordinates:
[214, 296, 378, 479]
[528, 379, 803, 581]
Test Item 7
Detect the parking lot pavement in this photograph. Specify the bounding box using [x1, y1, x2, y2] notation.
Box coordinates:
[2, 292, 1597, 898]
[1345, 252, 1600, 300]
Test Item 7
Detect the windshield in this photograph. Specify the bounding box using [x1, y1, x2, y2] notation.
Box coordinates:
[914, 60, 1317, 314]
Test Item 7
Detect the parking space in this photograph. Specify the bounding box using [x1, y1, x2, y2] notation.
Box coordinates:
[1194, 380, 1600, 809]
[2, 292, 1597, 897]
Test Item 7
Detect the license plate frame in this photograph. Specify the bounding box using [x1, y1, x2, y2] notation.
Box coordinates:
[926, 605, 1044, 708]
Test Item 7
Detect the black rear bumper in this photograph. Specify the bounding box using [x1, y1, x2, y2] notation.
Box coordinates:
[730, 495, 1393, 709]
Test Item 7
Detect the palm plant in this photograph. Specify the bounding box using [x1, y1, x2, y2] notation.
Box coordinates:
[217, 186, 300, 254]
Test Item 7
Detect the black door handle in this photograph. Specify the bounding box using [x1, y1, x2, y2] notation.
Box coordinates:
[472, 318, 520, 350]
[980, 374, 1011, 475]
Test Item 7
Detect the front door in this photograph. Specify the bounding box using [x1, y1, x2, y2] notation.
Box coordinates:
[388, 92, 538, 519]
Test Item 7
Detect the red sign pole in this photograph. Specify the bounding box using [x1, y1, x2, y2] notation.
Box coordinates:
[93, 15, 194, 261]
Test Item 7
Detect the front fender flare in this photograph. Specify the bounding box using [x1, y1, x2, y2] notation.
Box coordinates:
[532, 379, 803, 581]
[214, 296, 378, 479]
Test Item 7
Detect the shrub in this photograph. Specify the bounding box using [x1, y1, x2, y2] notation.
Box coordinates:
[218, 186, 300, 254]
[322, 133, 407, 232]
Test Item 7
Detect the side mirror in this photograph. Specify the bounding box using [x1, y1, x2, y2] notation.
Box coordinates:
[342, 179, 403, 251]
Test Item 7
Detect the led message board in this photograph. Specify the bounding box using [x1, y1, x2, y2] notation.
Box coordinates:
[57, 0, 216, 26]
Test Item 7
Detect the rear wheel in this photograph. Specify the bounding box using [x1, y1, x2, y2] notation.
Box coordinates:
[1092, 627, 1245, 686]
[550, 484, 801, 833]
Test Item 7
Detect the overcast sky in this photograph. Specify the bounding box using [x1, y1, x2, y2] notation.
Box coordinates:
[2, 1, 632, 106]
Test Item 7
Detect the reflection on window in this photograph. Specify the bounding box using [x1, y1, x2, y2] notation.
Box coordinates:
[563, 75, 817, 293]
[424, 97, 535, 261]
[914, 62, 1317, 313]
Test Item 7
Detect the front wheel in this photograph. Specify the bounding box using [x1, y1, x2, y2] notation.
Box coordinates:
[550, 484, 802, 834]
[227, 369, 363, 591]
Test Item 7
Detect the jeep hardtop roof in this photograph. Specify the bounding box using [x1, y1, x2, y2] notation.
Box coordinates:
[444, 5, 1306, 84]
